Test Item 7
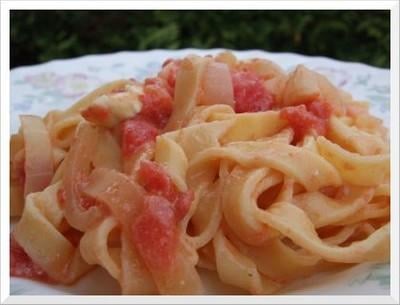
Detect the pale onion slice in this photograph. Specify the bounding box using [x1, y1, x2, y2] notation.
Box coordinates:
[62, 123, 103, 231]
[199, 62, 234, 107]
[20, 115, 54, 196]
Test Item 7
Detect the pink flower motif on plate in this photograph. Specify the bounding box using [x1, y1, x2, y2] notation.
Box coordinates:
[54, 73, 102, 98]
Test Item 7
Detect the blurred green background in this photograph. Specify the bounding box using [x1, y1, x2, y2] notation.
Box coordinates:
[10, 10, 390, 68]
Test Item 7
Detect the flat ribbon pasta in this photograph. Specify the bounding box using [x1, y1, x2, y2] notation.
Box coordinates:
[13, 182, 92, 283]
[255, 203, 389, 263]
[317, 136, 389, 186]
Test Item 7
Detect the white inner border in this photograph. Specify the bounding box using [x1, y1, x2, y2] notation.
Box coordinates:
[1, 1, 399, 304]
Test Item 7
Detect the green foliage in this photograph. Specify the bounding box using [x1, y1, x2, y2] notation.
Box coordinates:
[10, 11, 389, 68]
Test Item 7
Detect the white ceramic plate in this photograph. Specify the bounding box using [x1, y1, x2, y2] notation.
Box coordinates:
[10, 49, 390, 295]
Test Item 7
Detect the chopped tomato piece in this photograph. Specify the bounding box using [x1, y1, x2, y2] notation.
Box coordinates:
[10, 236, 52, 282]
[138, 160, 176, 201]
[138, 160, 193, 221]
[280, 100, 332, 141]
[120, 118, 158, 157]
[280, 105, 323, 141]
[307, 100, 332, 119]
[139, 78, 173, 129]
[231, 71, 274, 113]
[81, 104, 109, 123]
[131, 195, 178, 271]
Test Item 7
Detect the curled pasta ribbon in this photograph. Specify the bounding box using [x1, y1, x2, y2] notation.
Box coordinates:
[46, 80, 136, 150]
[328, 116, 388, 155]
[292, 187, 375, 228]
[187, 105, 235, 126]
[222, 168, 282, 245]
[188, 141, 342, 192]
[20, 116, 54, 197]
[50, 114, 84, 149]
[79, 217, 157, 294]
[80, 217, 121, 280]
[64, 79, 132, 116]
[155, 136, 188, 192]
[220, 111, 287, 144]
[165, 120, 234, 157]
[62, 123, 104, 231]
[120, 233, 157, 294]
[185, 181, 223, 249]
[336, 205, 390, 226]
[13, 182, 92, 283]
[255, 203, 389, 263]
[213, 229, 281, 295]
[93, 128, 122, 171]
[216, 164, 388, 264]
[10, 116, 54, 216]
[225, 233, 323, 283]
[317, 136, 389, 186]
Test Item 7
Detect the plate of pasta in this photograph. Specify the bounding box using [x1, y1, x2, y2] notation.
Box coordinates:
[10, 49, 390, 295]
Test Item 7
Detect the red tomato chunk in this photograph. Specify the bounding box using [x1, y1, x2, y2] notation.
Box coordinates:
[81, 104, 109, 124]
[307, 100, 332, 119]
[10, 236, 52, 282]
[231, 71, 274, 113]
[138, 160, 176, 201]
[138, 160, 193, 222]
[139, 78, 173, 129]
[280, 100, 332, 141]
[131, 195, 178, 271]
[121, 118, 158, 157]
